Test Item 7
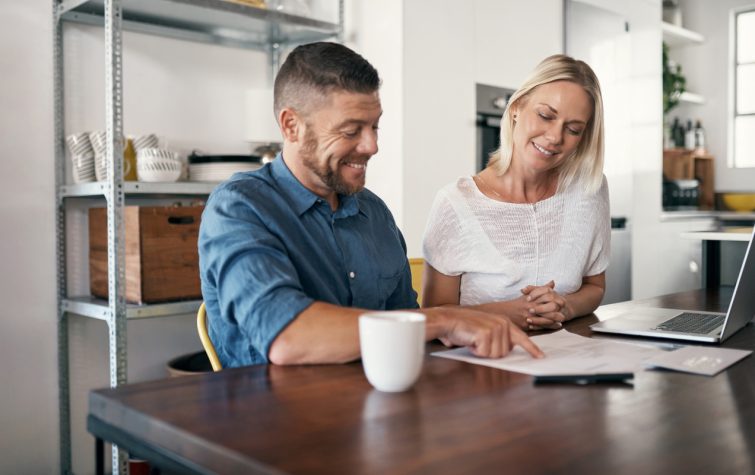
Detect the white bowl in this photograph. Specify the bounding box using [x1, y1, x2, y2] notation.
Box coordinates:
[137, 158, 182, 182]
[137, 147, 176, 162]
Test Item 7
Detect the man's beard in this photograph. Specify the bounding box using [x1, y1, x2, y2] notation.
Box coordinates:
[300, 130, 366, 196]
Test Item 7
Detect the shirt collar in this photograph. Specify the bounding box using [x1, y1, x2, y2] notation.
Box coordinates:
[271, 153, 361, 219]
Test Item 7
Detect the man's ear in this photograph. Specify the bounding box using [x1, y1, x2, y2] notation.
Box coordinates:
[279, 108, 301, 143]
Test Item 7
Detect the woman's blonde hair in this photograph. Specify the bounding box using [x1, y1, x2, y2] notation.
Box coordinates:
[488, 54, 605, 193]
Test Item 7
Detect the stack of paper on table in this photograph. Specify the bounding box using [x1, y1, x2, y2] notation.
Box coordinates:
[432, 330, 751, 377]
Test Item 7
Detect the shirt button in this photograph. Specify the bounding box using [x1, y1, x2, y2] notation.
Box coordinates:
[349, 271, 356, 279]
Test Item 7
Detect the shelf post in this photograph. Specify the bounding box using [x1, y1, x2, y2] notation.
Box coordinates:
[53, 1, 73, 472]
[104, 0, 128, 473]
[338, 0, 344, 42]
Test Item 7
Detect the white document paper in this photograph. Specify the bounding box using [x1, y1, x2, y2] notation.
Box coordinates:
[432, 330, 664, 376]
[646, 346, 752, 376]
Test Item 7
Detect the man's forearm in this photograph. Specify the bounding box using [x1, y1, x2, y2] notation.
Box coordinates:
[268, 302, 365, 365]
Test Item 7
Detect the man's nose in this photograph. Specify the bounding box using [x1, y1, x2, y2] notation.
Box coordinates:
[357, 129, 378, 155]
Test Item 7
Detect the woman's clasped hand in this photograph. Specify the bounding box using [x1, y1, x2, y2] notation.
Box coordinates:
[521, 280, 571, 330]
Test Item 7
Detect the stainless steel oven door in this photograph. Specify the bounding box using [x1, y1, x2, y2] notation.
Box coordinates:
[476, 83, 514, 171]
[477, 114, 501, 170]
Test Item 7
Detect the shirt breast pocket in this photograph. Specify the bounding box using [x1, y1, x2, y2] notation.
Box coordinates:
[377, 269, 403, 303]
[374, 248, 409, 309]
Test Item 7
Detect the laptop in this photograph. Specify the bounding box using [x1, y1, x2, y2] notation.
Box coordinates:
[591, 227, 755, 343]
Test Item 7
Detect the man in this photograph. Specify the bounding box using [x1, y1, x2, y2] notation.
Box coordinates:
[199, 42, 542, 367]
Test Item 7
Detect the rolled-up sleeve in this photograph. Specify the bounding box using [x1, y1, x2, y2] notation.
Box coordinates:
[200, 185, 314, 366]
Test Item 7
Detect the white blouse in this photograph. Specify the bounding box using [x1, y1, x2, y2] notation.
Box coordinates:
[422, 175, 611, 306]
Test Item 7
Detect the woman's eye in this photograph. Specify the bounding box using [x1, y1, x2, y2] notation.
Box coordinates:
[567, 127, 583, 136]
[538, 112, 553, 121]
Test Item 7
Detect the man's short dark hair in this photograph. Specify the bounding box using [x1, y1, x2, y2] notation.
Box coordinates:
[273, 42, 381, 117]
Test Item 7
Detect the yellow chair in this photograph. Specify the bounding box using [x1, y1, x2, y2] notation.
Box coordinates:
[197, 302, 222, 372]
[409, 258, 425, 306]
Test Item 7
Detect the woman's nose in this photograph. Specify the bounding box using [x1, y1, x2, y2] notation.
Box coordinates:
[544, 123, 563, 145]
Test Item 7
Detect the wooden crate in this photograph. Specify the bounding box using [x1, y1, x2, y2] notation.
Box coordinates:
[663, 149, 715, 209]
[89, 206, 204, 304]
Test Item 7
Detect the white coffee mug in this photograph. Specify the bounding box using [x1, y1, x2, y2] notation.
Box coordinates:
[359, 312, 426, 392]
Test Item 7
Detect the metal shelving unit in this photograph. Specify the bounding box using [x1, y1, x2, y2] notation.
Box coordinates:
[52, 1, 343, 473]
[59, 180, 220, 198]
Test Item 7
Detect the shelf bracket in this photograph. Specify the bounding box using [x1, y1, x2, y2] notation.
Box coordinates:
[57, 0, 89, 19]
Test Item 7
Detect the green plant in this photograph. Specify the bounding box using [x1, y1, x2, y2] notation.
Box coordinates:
[662, 42, 686, 115]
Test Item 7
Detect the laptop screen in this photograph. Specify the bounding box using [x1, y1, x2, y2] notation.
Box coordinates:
[720, 227, 755, 341]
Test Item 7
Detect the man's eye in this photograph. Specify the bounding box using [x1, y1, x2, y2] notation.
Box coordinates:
[343, 129, 359, 138]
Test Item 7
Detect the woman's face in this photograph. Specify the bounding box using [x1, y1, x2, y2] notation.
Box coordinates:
[510, 80, 593, 175]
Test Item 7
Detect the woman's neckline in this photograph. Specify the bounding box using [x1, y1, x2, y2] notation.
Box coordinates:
[468, 175, 558, 206]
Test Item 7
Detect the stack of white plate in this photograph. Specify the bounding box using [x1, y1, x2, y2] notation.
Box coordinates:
[188, 154, 263, 182]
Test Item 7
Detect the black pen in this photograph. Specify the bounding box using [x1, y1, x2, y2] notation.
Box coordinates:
[533, 373, 634, 385]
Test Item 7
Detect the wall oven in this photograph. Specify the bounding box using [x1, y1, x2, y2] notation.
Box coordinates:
[476, 83, 515, 171]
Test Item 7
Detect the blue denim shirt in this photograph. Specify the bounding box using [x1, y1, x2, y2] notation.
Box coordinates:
[198, 155, 418, 367]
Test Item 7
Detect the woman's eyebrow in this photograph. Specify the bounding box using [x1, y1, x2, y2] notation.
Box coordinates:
[538, 103, 587, 125]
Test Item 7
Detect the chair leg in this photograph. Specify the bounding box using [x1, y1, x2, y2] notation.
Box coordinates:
[95, 437, 105, 475]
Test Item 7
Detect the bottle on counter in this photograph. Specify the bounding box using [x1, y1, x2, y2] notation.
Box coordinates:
[684, 119, 696, 150]
[694, 119, 706, 152]
[673, 117, 685, 147]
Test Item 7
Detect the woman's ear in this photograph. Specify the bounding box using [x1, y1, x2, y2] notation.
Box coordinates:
[279, 108, 300, 143]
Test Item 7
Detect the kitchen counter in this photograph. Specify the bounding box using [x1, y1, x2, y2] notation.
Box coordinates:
[681, 226, 753, 242]
[661, 210, 755, 222]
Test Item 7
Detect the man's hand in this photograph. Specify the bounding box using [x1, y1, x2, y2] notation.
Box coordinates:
[520, 280, 571, 330]
[427, 307, 544, 359]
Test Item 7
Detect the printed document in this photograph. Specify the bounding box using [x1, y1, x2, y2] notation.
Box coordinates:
[646, 346, 751, 376]
[433, 330, 752, 376]
[432, 330, 664, 376]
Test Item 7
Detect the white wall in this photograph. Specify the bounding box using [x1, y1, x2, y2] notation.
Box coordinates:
[0, 3, 58, 473]
[401, 1, 476, 258]
[672, 0, 755, 192]
[474, 0, 565, 90]
[345, 0, 405, 225]
[401, 0, 563, 256]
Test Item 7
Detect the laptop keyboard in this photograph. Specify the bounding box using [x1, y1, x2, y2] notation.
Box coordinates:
[655, 312, 725, 334]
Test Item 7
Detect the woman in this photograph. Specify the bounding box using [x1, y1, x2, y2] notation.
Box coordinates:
[422, 54, 609, 331]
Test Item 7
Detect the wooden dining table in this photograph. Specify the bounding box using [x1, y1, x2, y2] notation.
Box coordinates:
[88, 288, 755, 474]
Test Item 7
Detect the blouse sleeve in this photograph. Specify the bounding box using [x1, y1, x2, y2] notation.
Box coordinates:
[422, 188, 465, 276]
[585, 176, 611, 276]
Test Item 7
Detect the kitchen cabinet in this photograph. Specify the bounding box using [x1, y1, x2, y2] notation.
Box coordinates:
[53, 1, 342, 472]
[633, 217, 715, 298]
[663, 148, 715, 209]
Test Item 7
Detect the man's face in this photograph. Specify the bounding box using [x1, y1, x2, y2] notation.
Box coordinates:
[297, 91, 382, 196]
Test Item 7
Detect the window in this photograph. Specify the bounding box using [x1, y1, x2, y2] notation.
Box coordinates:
[732, 8, 755, 168]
